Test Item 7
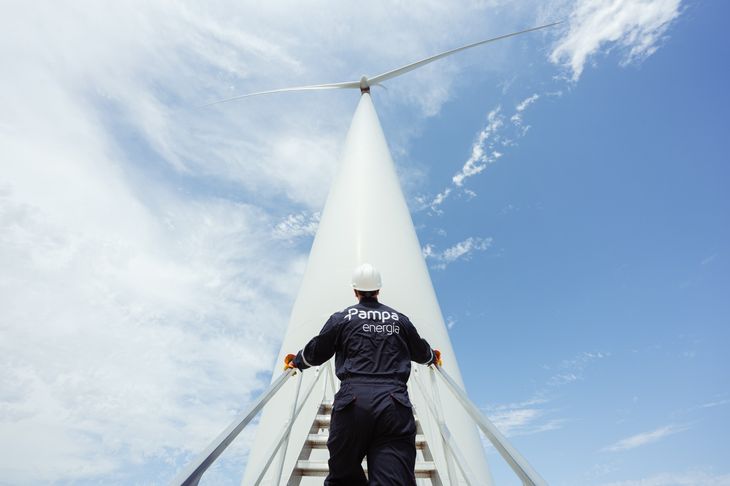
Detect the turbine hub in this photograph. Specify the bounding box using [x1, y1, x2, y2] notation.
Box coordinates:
[359, 75, 370, 94]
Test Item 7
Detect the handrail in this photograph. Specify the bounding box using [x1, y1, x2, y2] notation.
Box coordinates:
[274, 369, 303, 485]
[412, 369, 479, 486]
[253, 363, 328, 485]
[431, 365, 548, 486]
[169, 360, 547, 486]
[428, 367, 464, 485]
[170, 368, 296, 486]
[326, 358, 338, 396]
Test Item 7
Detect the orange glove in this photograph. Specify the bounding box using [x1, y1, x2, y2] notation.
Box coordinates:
[283, 353, 297, 371]
[433, 349, 443, 367]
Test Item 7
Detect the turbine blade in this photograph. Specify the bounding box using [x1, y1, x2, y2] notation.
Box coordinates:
[203, 80, 361, 107]
[368, 21, 563, 85]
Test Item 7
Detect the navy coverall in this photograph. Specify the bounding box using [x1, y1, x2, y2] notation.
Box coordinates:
[293, 297, 435, 486]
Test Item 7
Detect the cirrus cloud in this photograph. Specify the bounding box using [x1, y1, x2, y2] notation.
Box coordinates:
[550, 0, 683, 81]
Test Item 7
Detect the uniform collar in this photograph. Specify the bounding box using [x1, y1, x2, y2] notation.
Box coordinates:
[359, 297, 379, 306]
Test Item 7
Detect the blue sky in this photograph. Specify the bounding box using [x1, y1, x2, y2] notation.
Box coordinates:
[1, 1, 728, 485]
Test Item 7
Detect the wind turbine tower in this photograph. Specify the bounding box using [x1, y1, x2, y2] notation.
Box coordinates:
[174, 22, 560, 486]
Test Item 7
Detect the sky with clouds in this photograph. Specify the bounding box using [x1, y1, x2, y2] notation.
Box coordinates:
[1, 0, 728, 485]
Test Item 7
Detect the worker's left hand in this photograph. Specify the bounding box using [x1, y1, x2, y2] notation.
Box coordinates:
[283, 353, 297, 371]
[432, 349, 443, 367]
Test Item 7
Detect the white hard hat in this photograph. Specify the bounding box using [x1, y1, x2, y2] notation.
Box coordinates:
[351, 263, 382, 291]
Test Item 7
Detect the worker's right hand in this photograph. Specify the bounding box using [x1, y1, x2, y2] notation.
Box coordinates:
[432, 349, 443, 367]
[283, 353, 297, 371]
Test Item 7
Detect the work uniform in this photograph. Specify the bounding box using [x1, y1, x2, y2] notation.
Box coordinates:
[293, 297, 435, 486]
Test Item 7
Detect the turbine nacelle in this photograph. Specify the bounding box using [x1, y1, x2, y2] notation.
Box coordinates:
[359, 76, 370, 94]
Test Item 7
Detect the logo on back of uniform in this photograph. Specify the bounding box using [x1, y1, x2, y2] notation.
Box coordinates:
[346, 307, 401, 335]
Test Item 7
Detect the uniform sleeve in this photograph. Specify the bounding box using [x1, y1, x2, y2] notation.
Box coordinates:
[293, 314, 341, 370]
[401, 315, 435, 365]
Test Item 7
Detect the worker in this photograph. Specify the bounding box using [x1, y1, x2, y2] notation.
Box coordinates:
[285, 263, 442, 486]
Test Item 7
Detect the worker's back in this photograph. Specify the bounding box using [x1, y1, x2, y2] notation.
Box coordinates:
[293, 296, 433, 384]
[327, 297, 433, 383]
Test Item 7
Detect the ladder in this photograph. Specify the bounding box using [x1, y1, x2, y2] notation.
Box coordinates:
[170, 363, 548, 486]
[289, 398, 443, 485]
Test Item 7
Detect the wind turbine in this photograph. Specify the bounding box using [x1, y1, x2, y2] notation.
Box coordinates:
[175, 21, 560, 486]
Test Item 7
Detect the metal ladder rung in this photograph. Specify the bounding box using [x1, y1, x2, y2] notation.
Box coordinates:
[295, 459, 437, 478]
[305, 433, 427, 448]
[314, 414, 331, 426]
[291, 394, 440, 483]
[315, 414, 419, 427]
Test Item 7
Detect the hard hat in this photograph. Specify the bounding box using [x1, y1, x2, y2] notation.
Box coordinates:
[351, 263, 382, 291]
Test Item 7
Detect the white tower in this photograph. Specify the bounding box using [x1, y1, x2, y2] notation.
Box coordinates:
[242, 93, 492, 485]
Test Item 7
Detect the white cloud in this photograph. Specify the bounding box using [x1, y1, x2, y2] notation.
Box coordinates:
[490, 408, 543, 434]
[602, 424, 687, 452]
[463, 189, 477, 199]
[501, 203, 519, 214]
[423, 236, 493, 270]
[701, 253, 717, 265]
[515, 93, 541, 112]
[476, 396, 566, 454]
[483, 349, 609, 443]
[273, 211, 321, 240]
[483, 350, 610, 442]
[442, 237, 491, 261]
[453, 107, 504, 187]
[0, 181, 301, 482]
[425, 105, 507, 213]
[699, 398, 730, 409]
[485, 397, 565, 437]
[548, 372, 580, 385]
[427, 93, 541, 213]
[427, 188, 452, 214]
[546, 350, 610, 386]
[599, 470, 730, 486]
[511, 93, 540, 131]
[550, 0, 683, 81]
